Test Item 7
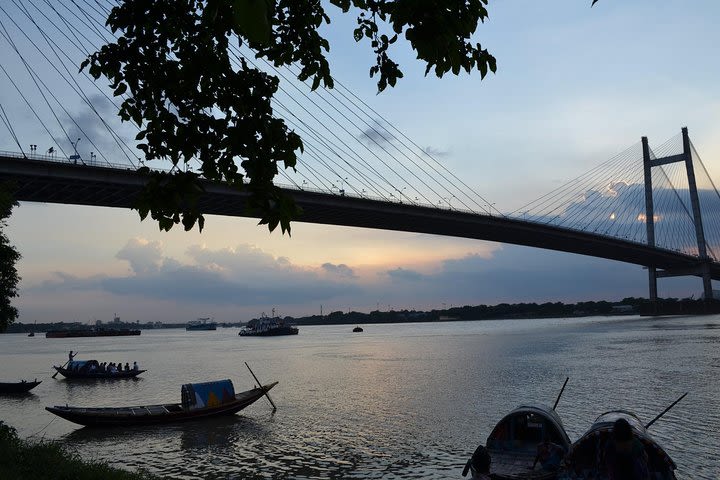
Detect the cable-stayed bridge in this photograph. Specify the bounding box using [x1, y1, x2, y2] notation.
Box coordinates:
[1, 0, 719, 303]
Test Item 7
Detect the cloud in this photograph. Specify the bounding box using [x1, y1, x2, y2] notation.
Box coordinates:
[358, 120, 395, 149]
[116, 238, 164, 274]
[321, 262, 355, 278]
[423, 146, 450, 158]
[385, 267, 425, 282]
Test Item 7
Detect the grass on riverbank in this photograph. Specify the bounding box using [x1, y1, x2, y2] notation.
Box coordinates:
[0, 421, 161, 480]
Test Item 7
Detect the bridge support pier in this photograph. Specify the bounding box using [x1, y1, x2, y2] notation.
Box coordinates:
[643, 127, 714, 311]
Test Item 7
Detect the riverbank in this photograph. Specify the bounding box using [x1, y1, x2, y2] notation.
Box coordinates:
[0, 422, 160, 480]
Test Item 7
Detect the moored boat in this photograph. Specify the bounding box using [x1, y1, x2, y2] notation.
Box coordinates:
[560, 409, 679, 479]
[352, 325, 363, 332]
[0, 379, 41, 394]
[464, 378, 571, 480]
[239, 315, 298, 336]
[46, 379, 278, 427]
[45, 328, 141, 338]
[53, 360, 146, 379]
[186, 317, 217, 331]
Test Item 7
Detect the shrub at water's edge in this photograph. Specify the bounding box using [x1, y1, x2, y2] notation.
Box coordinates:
[0, 422, 162, 480]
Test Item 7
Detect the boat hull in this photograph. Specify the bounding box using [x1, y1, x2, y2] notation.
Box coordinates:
[0, 380, 41, 394]
[53, 367, 146, 380]
[46, 382, 277, 427]
[239, 327, 298, 336]
[46, 329, 141, 338]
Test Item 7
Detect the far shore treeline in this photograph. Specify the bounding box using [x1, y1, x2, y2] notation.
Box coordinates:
[6, 297, 719, 334]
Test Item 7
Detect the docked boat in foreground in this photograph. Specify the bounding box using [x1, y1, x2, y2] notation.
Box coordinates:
[53, 360, 146, 379]
[0, 379, 41, 394]
[464, 378, 571, 480]
[46, 378, 278, 427]
[560, 399, 684, 480]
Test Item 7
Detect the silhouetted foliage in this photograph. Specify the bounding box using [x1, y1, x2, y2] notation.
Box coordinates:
[84, 0, 497, 233]
[0, 184, 20, 332]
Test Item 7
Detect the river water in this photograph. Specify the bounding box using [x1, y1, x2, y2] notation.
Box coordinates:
[0, 316, 718, 479]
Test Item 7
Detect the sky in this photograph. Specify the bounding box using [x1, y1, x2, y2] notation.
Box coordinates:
[2, 0, 720, 324]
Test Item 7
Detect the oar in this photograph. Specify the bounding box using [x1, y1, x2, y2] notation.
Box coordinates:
[531, 377, 569, 470]
[245, 362, 276, 412]
[552, 377, 569, 411]
[645, 392, 688, 429]
[52, 351, 78, 379]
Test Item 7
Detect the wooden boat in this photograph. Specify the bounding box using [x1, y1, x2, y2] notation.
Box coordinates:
[464, 379, 571, 480]
[46, 379, 278, 427]
[352, 326, 363, 332]
[0, 379, 41, 394]
[560, 410, 677, 479]
[53, 360, 146, 379]
[482, 404, 571, 479]
[46, 328, 141, 338]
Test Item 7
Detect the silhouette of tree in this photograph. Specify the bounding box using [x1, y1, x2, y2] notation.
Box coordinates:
[0, 184, 20, 332]
[85, 1, 597, 233]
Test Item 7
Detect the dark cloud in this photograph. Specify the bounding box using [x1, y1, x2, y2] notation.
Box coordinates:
[385, 267, 425, 282]
[321, 262, 355, 278]
[52, 94, 133, 163]
[423, 146, 450, 158]
[358, 120, 395, 149]
[28, 242, 361, 307]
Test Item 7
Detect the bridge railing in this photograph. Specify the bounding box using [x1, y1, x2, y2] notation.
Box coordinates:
[0, 149, 480, 214]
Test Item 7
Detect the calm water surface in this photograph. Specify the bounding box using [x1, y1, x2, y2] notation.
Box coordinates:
[0, 316, 718, 479]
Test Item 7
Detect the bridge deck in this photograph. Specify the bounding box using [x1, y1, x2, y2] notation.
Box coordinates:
[1, 155, 718, 279]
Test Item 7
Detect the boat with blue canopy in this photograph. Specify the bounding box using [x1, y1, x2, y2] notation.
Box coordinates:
[46, 375, 277, 427]
[53, 360, 146, 379]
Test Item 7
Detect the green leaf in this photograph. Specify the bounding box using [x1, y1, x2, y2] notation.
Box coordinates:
[232, 0, 272, 45]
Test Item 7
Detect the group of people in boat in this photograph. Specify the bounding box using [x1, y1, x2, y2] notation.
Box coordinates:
[467, 417, 655, 480]
[67, 351, 139, 374]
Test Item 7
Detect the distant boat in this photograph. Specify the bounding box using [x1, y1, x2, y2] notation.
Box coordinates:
[186, 318, 217, 331]
[352, 326, 363, 332]
[27, 332, 35, 337]
[0, 379, 41, 394]
[52, 360, 146, 380]
[46, 378, 277, 427]
[45, 328, 140, 338]
[239, 314, 298, 336]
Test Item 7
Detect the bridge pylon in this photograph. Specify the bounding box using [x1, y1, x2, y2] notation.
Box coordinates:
[642, 127, 713, 311]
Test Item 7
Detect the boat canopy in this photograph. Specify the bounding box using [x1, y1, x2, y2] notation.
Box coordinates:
[486, 404, 571, 453]
[564, 410, 676, 477]
[66, 360, 99, 371]
[181, 379, 235, 411]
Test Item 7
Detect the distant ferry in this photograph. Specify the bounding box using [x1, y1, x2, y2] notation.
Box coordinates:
[45, 328, 141, 338]
[186, 318, 217, 331]
[239, 314, 298, 337]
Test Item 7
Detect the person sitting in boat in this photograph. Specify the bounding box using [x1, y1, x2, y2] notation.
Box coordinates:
[109, 363, 118, 374]
[462, 444, 491, 480]
[132, 361, 138, 371]
[536, 440, 565, 471]
[603, 418, 650, 480]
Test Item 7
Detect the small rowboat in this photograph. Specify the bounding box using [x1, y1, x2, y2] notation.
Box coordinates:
[0, 379, 42, 394]
[46, 379, 278, 427]
[52, 360, 146, 380]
